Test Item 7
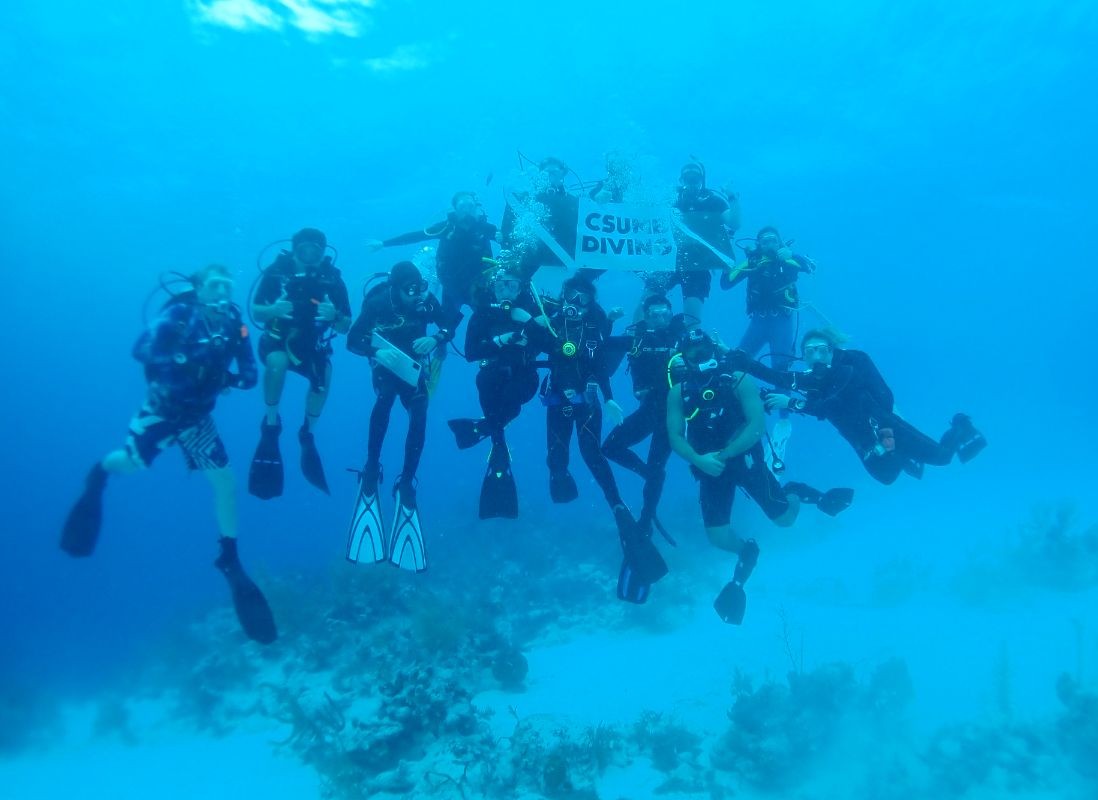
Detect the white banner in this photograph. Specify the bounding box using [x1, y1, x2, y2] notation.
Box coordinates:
[575, 199, 677, 272]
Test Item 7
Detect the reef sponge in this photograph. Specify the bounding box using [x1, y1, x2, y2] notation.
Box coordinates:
[491, 644, 529, 691]
[712, 660, 914, 791]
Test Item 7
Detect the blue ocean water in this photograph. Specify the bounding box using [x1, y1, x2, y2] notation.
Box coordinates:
[2, 1, 1097, 797]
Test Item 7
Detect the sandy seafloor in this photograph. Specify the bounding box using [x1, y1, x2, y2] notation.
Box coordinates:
[4, 481, 1097, 800]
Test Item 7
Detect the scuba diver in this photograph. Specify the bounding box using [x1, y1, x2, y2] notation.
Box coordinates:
[345, 261, 454, 573]
[366, 190, 497, 331]
[448, 264, 547, 519]
[639, 161, 737, 327]
[667, 330, 852, 626]
[500, 156, 580, 280]
[531, 275, 668, 604]
[601, 295, 686, 538]
[248, 227, 352, 499]
[761, 329, 987, 483]
[59, 264, 276, 645]
[721, 225, 817, 471]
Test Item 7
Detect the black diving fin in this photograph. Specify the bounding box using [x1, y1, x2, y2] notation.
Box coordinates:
[615, 506, 668, 604]
[60, 463, 108, 558]
[214, 538, 277, 645]
[549, 470, 579, 503]
[448, 418, 489, 450]
[714, 582, 748, 625]
[248, 418, 284, 500]
[298, 424, 330, 495]
[784, 481, 853, 517]
[714, 539, 759, 625]
[480, 442, 518, 519]
[817, 487, 854, 517]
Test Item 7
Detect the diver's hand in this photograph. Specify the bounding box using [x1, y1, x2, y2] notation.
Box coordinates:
[764, 393, 792, 412]
[412, 336, 438, 355]
[366, 239, 384, 253]
[607, 306, 625, 323]
[270, 290, 294, 320]
[315, 296, 338, 322]
[778, 246, 793, 261]
[510, 307, 532, 323]
[693, 452, 726, 477]
[605, 399, 624, 428]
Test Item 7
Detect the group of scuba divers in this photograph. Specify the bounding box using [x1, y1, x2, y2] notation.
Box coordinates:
[59, 156, 987, 643]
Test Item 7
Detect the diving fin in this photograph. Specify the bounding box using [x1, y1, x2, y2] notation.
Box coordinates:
[617, 560, 652, 604]
[248, 418, 284, 500]
[60, 463, 108, 558]
[214, 538, 277, 645]
[389, 480, 427, 572]
[346, 465, 386, 564]
[616, 506, 668, 604]
[714, 582, 747, 625]
[480, 442, 518, 519]
[785, 481, 853, 517]
[549, 470, 579, 503]
[448, 418, 489, 450]
[298, 424, 330, 494]
[817, 487, 854, 517]
[715, 539, 759, 625]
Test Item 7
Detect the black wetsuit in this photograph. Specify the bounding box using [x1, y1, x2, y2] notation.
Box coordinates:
[601, 318, 685, 526]
[646, 188, 733, 302]
[347, 284, 452, 485]
[678, 356, 790, 528]
[464, 293, 542, 439]
[382, 214, 497, 330]
[532, 302, 625, 510]
[501, 187, 579, 279]
[253, 254, 352, 391]
[746, 349, 957, 484]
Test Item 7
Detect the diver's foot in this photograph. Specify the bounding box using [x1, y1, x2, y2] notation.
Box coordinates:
[360, 462, 382, 496]
[393, 475, 417, 509]
[732, 539, 759, 586]
[260, 416, 282, 439]
[945, 413, 987, 463]
[783, 481, 822, 504]
[214, 535, 243, 577]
